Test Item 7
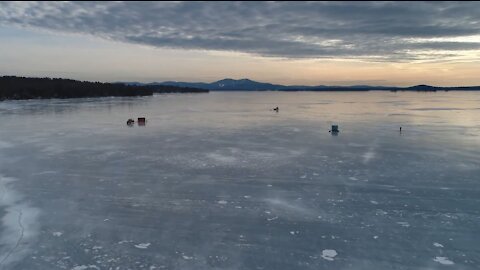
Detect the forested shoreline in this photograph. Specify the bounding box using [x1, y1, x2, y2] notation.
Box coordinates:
[0, 76, 209, 101]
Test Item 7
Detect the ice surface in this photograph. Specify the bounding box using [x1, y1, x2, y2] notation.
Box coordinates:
[0, 92, 480, 269]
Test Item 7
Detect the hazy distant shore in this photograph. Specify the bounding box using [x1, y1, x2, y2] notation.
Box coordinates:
[126, 78, 480, 92]
[2, 76, 480, 102]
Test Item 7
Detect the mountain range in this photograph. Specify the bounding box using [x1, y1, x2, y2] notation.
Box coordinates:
[120, 78, 480, 91]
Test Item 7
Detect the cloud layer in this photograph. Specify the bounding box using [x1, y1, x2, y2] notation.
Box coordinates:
[1, 1, 480, 61]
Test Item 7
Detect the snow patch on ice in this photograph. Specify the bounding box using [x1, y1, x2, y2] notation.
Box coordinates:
[118, 240, 132, 244]
[433, 242, 444, 248]
[217, 200, 228, 205]
[397, 221, 410, 227]
[32, 171, 57, 175]
[206, 153, 237, 164]
[71, 265, 100, 270]
[52, 232, 63, 237]
[134, 243, 151, 249]
[321, 249, 337, 261]
[433, 256, 454, 265]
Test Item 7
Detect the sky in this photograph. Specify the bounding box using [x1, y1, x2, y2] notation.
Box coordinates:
[1, 1, 480, 86]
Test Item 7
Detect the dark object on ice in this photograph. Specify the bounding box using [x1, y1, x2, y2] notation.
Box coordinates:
[400, 126, 402, 132]
[127, 119, 134, 126]
[329, 125, 339, 133]
[138, 117, 146, 126]
[273, 107, 279, 112]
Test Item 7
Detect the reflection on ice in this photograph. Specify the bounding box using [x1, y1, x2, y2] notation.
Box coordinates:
[362, 149, 376, 164]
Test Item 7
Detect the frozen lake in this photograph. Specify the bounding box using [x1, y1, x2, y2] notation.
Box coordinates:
[0, 91, 479, 269]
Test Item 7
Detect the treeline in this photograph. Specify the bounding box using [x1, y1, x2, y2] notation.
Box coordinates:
[147, 85, 209, 93]
[405, 84, 480, 91]
[0, 76, 153, 100]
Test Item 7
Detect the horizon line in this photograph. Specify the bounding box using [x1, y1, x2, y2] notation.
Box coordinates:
[3, 75, 480, 88]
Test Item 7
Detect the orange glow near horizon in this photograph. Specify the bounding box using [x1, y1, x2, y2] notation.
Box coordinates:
[1, 26, 480, 87]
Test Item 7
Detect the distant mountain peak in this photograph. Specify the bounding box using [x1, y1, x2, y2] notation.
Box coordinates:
[216, 78, 255, 83]
[117, 79, 480, 92]
[407, 84, 437, 90]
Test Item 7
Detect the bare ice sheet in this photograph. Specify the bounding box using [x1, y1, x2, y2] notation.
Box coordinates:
[0, 92, 479, 269]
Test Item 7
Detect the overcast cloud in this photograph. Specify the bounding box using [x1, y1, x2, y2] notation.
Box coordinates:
[1, 1, 480, 61]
